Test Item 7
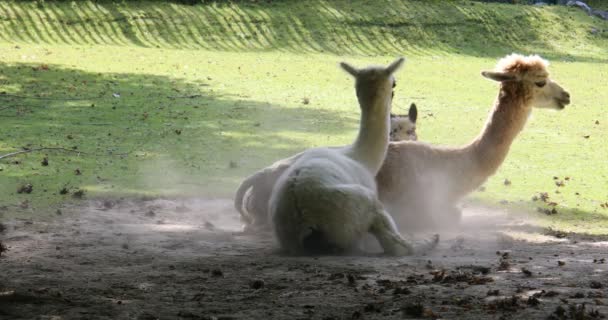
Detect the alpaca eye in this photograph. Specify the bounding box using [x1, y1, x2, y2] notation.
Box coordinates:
[535, 81, 546, 88]
[392, 81, 396, 88]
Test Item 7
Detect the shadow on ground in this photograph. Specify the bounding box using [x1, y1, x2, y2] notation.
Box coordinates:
[0, 62, 351, 214]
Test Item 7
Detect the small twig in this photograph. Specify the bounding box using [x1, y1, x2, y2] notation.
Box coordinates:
[168, 94, 202, 99]
[0, 105, 32, 112]
[0, 93, 104, 101]
[0, 147, 86, 160]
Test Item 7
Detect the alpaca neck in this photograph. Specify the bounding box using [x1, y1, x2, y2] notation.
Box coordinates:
[348, 100, 391, 175]
[471, 82, 532, 176]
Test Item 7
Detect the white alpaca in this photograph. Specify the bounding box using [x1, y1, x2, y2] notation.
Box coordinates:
[269, 59, 438, 255]
[234, 104, 419, 233]
[376, 54, 571, 230]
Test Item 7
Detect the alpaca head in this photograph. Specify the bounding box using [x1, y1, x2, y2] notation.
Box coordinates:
[390, 103, 418, 141]
[340, 58, 404, 114]
[481, 54, 570, 110]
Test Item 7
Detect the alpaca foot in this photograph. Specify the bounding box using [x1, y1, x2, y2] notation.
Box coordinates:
[412, 233, 440, 255]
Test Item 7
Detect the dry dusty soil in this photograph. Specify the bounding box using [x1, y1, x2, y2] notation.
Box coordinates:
[0, 198, 607, 320]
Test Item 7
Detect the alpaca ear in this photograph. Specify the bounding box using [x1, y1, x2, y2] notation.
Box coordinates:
[340, 62, 359, 77]
[408, 103, 418, 123]
[481, 71, 517, 82]
[385, 57, 405, 75]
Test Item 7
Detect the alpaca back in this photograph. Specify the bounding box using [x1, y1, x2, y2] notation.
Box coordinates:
[269, 147, 377, 253]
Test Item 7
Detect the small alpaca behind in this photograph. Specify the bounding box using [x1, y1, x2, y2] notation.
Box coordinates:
[390, 103, 418, 142]
[269, 59, 438, 255]
[377, 54, 571, 230]
[235, 104, 419, 233]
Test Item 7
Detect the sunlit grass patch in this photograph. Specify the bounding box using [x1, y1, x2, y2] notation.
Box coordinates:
[0, 1, 605, 236]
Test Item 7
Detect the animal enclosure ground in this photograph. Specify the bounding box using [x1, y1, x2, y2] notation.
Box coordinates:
[1, 198, 607, 319]
[0, 1, 607, 318]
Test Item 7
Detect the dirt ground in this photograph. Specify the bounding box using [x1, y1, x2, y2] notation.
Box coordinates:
[0, 198, 606, 320]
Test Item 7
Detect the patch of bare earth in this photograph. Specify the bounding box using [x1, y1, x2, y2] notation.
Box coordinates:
[0, 199, 606, 319]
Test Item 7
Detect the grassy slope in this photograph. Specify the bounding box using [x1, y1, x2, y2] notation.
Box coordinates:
[0, 0, 606, 234]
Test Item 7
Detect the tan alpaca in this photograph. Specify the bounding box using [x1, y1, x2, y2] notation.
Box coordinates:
[269, 59, 438, 255]
[377, 54, 571, 230]
[235, 104, 419, 232]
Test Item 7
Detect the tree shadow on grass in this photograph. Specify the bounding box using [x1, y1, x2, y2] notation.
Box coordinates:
[0, 1, 606, 62]
[0, 62, 354, 212]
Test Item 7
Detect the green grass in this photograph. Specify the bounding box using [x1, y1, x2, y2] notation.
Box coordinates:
[586, 0, 608, 11]
[0, 0, 606, 234]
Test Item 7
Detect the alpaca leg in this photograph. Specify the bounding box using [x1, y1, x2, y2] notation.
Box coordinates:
[370, 209, 415, 256]
[371, 209, 440, 256]
[243, 190, 272, 233]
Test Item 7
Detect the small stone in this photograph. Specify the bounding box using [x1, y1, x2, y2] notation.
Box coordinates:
[204, 221, 214, 230]
[72, 189, 85, 199]
[402, 303, 424, 317]
[527, 296, 540, 306]
[249, 279, 264, 289]
[487, 289, 500, 296]
[347, 274, 356, 286]
[393, 286, 411, 295]
[17, 184, 33, 194]
[0, 241, 7, 257]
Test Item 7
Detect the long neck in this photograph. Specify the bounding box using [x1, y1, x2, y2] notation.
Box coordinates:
[469, 82, 532, 177]
[349, 98, 391, 175]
